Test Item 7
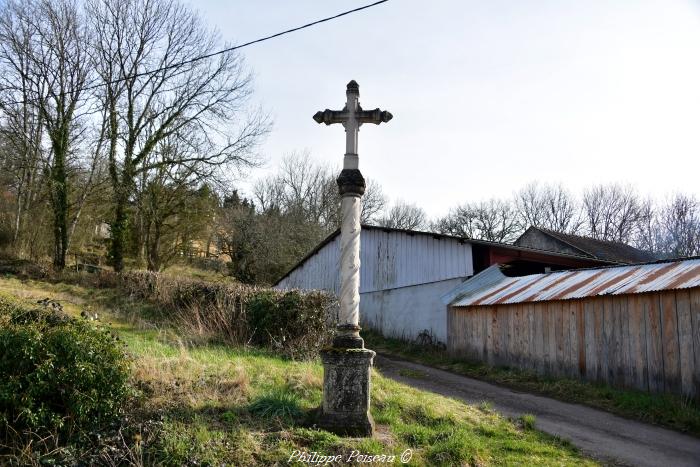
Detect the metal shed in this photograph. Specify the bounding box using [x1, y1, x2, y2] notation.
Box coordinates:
[447, 258, 700, 399]
[275, 225, 615, 343]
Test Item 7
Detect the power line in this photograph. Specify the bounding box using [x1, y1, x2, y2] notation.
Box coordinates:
[92, 0, 390, 91]
[0, 0, 390, 105]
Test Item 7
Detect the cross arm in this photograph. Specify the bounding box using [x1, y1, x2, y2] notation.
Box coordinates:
[356, 108, 393, 125]
[313, 107, 393, 126]
[313, 109, 348, 125]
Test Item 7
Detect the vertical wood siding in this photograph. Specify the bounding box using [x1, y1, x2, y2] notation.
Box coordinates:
[448, 289, 700, 399]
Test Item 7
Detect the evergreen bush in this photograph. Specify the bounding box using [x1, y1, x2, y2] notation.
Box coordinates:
[0, 297, 132, 439]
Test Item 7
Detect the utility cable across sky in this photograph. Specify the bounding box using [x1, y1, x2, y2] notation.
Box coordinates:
[0, 0, 390, 106]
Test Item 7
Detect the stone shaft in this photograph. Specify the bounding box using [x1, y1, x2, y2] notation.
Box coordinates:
[338, 195, 362, 331]
[345, 83, 360, 156]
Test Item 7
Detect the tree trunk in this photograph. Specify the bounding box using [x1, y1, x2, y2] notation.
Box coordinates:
[51, 152, 68, 270]
[13, 181, 24, 244]
[146, 220, 161, 271]
[109, 157, 135, 272]
[110, 192, 128, 272]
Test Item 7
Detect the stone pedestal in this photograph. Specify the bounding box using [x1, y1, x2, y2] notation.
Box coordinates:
[318, 348, 376, 437]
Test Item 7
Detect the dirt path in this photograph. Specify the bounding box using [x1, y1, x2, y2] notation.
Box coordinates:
[375, 354, 700, 467]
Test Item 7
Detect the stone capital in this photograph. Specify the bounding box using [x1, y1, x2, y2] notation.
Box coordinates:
[337, 168, 365, 197]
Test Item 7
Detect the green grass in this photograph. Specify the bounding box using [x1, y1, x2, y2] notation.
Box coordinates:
[0, 275, 597, 466]
[519, 414, 537, 430]
[364, 330, 700, 437]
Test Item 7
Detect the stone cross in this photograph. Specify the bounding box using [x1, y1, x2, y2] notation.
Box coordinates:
[313, 80, 392, 349]
[313, 81, 392, 437]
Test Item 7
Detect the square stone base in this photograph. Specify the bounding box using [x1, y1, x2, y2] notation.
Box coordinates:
[318, 348, 376, 437]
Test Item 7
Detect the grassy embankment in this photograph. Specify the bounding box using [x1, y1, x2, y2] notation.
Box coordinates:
[0, 274, 595, 466]
[364, 330, 700, 437]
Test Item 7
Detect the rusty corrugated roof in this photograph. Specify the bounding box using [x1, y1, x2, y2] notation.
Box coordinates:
[451, 258, 700, 307]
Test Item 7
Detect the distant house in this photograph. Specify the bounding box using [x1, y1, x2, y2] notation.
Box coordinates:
[274, 225, 614, 343]
[515, 226, 657, 264]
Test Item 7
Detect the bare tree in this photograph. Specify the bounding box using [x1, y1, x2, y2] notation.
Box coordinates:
[434, 198, 520, 242]
[514, 182, 546, 229]
[226, 151, 388, 283]
[514, 182, 581, 233]
[0, 0, 91, 269]
[88, 0, 267, 271]
[218, 188, 327, 285]
[136, 130, 221, 270]
[376, 200, 427, 230]
[581, 184, 644, 243]
[254, 151, 338, 227]
[253, 151, 387, 230]
[658, 193, 700, 257]
[0, 131, 20, 248]
[360, 178, 387, 224]
[630, 197, 660, 253]
[0, 6, 45, 255]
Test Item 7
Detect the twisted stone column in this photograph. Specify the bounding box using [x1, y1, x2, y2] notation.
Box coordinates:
[334, 166, 365, 348]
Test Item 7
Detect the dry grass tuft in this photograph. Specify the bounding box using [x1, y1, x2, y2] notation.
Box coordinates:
[285, 367, 322, 398]
[133, 349, 250, 410]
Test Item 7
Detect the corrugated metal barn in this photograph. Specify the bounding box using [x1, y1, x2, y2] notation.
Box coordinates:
[274, 225, 614, 342]
[447, 258, 700, 399]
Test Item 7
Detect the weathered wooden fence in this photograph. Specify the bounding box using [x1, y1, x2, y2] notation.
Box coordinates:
[447, 288, 700, 399]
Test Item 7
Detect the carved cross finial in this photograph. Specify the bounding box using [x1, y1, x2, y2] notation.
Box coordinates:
[313, 81, 392, 157]
[346, 79, 359, 95]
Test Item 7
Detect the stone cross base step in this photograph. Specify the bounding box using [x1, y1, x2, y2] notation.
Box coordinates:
[318, 348, 376, 437]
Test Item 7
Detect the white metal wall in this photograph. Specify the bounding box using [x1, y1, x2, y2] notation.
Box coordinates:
[361, 277, 466, 343]
[276, 235, 342, 293]
[275, 228, 474, 340]
[275, 228, 474, 294]
[360, 229, 473, 292]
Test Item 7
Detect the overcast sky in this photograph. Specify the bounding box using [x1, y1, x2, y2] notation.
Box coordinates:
[197, 0, 700, 218]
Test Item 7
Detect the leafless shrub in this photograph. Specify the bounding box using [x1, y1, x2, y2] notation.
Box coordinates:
[116, 270, 336, 359]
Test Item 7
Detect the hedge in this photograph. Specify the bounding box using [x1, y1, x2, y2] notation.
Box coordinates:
[116, 271, 336, 359]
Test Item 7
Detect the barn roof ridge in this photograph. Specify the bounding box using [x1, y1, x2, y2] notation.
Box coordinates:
[520, 226, 657, 264]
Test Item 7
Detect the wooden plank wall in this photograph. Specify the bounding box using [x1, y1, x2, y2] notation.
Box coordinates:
[447, 289, 700, 399]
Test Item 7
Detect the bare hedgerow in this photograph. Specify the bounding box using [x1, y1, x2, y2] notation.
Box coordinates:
[116, 271, 336, 359]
